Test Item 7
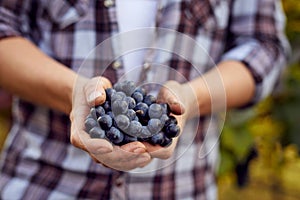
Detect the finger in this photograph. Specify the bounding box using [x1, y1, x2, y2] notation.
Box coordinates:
[71, 118, 113, 154]
[143, 137, 178, 160]
[84, 77, 112, 106]
[157, 83, 185, 115]
[120, 141, 147, 153]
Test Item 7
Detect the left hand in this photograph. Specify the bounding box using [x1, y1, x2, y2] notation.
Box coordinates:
[143, 81, 192, 159]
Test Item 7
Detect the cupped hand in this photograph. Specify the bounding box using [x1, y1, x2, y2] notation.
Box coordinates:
[143, 80, 192, 159]
[70, 76, 152, 171]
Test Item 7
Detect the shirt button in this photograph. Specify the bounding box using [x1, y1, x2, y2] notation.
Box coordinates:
[104, 0, 114, 7]
[143, 62, 151, 70]
[112, 61, 121, 70]
[115, 177, 124, 187]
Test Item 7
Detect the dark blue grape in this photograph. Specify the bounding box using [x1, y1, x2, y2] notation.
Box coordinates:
[132, 91, 144, 103]
[111, 91, 126, 102]
[120, 134, 138, 145]
[124, 96, 136, 109]
[161, 136, 173, 147]
[89, 126, 106, 139]
[134, 102, 148, 119]
[98, 114, 113, 130]
[164, 115, 178, 127]
[150, 132, 165, 145]
[148, 103, 163, 119]
[160, 114, 169, 125]
[111, 100, 128, 115]
[147, 118, 163, 134]
[138, 126, 152, 138]
[160, 103, 171, 115]
[85, 117, 98, 132]
[134, 87, 146, 97]
[126, 109, 136, 121]
[90, 106, 105, 119]
[121, 80, 136, 96]
[165, 123, 180, 138]
[143, 94, 156, 106]
[105, 88, 116, 101]
[126, 121, 142, 136]
[133, 116, 139, 122]
[106, 111, 114, 119]
[113, 82, 123, 92]
[106, 127, 124, 145]
[95, 106, 105, 117]
[102, 101, 111, 112]
[115, 114, 130, 131]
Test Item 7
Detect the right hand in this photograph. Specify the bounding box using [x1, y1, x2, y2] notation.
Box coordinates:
[70, 76, 152, 171]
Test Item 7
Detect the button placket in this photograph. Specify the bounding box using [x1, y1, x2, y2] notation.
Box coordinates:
[111, 173, 127, 200]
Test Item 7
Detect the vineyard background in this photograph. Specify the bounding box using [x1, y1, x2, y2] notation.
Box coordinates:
[218, 1, 300, 199]
[0, 1, 300, 199]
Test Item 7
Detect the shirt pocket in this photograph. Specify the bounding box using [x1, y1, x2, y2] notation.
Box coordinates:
[45, 0, 89, 29]
[182, 0, 230, 34]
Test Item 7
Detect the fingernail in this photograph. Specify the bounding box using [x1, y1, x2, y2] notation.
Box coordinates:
[88, 91, 103, 103]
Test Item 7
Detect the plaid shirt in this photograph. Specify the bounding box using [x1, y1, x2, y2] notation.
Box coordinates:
[0, 0, 288, 199]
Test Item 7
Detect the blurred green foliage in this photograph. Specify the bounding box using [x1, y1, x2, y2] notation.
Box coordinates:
[218, 0, 300, 199]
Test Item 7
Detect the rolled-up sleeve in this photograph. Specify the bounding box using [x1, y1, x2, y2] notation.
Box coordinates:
[0, 1, 28, 39]
[221, 0, 290, 104]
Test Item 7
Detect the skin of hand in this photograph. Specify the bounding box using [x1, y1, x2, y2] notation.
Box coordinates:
[70, 76, 152, 171]
[142, 81, 192, 159]
[143, 60, 255, 159]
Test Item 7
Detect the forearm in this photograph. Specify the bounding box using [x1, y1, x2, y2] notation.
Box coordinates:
[0, 37, 77, 114]
[184, 60, 255, 117]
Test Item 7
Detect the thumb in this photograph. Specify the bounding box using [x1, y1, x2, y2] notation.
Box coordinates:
[84, 77, 112, 106]
[157, 81, 185, 115]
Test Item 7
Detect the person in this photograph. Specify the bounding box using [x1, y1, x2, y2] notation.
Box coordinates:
[0, 0, 289, 199]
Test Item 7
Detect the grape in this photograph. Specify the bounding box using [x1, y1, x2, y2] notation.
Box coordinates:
[160, 103, 170, 115]
[105, 88, 116, 101]
[120, 80, 136, 96]
[85, 117, 98, 132]
[160, 114, 169, 125]
[124, 96, 136, 109]
[134, 87, 146, 97]
[89, 126, 106, 139]
[126, 109, 136, 121]
[90, 106, 106, 120]
[148, 103, 163, 119]
[111, 91, 126, 102]
[84, 80, 180, 147]
[98, 114, 113, 130]
[126, 121, 142, 136]
[165, 123, 180, 138]
[150, 132, 165, 145]
[161, 136, 173, 147]
[113, 82, 122, 92]
[143, 94, 156, 106]
[111, 100, 128, 115]
[106, 127, 124, 145]
[134, 102, 148, 119]
[147, 118, 163, 134]
[139, 126, 152, 138]
[102, 101, 111, 112]
[121, 134, 138, 145]
[132, 91, 144, 103]
[164, 115, 178, 127]
[106, 111, 114, 119]
[115, 114, 130, 131]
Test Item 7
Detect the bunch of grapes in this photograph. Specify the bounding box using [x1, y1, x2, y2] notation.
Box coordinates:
[84, 80, 180, 147]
